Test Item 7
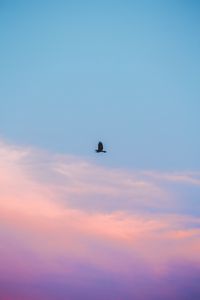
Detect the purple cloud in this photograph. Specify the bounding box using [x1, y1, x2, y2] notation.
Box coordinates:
[0, 140, 200, 299]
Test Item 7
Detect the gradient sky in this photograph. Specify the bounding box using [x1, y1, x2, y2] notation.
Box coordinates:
[0, 1, 200, 300]
[0, 140, 200, 300]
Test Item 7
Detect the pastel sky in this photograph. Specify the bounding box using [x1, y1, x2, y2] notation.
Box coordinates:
[0, 1, 200, 299]
[0, 140, 200, 299]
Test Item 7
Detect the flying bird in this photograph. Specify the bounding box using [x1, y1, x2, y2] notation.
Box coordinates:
[95, 141, 107, 153]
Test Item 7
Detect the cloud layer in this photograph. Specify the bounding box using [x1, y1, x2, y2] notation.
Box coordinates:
[0, 140, 200, 299]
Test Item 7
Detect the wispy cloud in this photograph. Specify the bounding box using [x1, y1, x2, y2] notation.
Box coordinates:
[0, 139, 200, 299]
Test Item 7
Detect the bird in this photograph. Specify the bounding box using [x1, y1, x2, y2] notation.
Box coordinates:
[95, 141, 107, 153]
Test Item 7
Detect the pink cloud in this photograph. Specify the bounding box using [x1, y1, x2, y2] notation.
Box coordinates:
[0, 139, 200, 299]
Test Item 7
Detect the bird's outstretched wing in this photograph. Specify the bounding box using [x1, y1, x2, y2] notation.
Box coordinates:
[98, 141, 103, 151]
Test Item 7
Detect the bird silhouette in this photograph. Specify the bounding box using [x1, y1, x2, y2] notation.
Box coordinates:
[95, 141, 107, 153]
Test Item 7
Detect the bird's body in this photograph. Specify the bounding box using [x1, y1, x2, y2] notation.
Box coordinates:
[95, 141, 107, 153]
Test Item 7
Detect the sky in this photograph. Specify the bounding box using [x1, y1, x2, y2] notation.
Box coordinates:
[0, 1, 200, 299]
[0, 0, 200, 169]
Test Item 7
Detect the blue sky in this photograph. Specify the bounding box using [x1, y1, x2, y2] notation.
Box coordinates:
[0, 0, 200, 169]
